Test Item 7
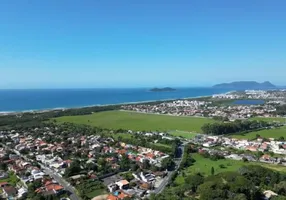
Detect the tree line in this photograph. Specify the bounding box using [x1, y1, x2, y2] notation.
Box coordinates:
[0, 105, 120, 128]
[201, 120, 271, 135]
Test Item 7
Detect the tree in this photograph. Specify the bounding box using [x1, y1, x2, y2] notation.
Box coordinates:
[64, 160, 81, 177]
[142, 160, 151, 169]
[278, 136, 285, 141]
[219, 164, 226, 169]
[257, 151, 264, 159]
[120, 154, 130, 171]
[161, 157, 175, 171]
[233, 193, 247, 200]
[211, 167, 215, 175]
[0, 162, 7, 171]
[185, 174, 204, 192]
[271, 196, 286, 200]
[274, 181, 286, 195]
[198, 181, 227, 200]
[131, 163, 139, 171]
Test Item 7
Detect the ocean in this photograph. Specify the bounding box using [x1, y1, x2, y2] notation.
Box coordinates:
[0, 88, 229, 112]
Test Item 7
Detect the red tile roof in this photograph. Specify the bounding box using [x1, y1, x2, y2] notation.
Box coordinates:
[0, 182, 9, 187]
[46, 184, 64, 191]
[107, 194, 118, 200]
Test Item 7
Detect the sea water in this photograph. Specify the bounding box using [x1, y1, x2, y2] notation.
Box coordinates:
[0, 88, 229, 112]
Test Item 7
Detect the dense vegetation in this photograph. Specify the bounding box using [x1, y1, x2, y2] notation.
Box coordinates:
[151, 164, 286, 200]
[201, 120, 273, 135]
[0, 105, 119, 128]
[276, 104, 286, 116]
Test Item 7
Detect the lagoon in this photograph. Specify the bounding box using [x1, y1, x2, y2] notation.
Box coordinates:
[232, 99, 265, 105]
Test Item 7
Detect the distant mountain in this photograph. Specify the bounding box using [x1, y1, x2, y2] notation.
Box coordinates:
[150, 87, 176, 92]
[212, 81, 276, 89]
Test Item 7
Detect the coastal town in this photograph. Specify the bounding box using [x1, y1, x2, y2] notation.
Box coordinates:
[1, 119, 286, 199]
[0, 124, 181, 200]
[121, 90, 286, 121]
[1, 89, 286, 199]
[2, 0, 286, 198]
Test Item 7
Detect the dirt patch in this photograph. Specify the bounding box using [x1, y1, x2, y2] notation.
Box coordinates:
[92, 194, 109, 200]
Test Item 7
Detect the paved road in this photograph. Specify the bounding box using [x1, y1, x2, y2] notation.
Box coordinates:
[40, 164, 80, 200]
[153, 143, 186, 194]
[1, 143, 80, 200]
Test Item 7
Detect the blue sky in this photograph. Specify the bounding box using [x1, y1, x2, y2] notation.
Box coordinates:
[1, 0, 286, 88]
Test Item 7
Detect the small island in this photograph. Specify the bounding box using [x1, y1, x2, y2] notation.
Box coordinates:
[150, 87, 176, 92]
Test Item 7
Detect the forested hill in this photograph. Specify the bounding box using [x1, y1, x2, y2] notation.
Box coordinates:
[213, 81, 276, 89]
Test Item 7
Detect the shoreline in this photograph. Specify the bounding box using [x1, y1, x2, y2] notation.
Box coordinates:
[0, 95, 214, 116]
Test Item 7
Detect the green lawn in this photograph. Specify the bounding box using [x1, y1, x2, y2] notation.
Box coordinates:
[175, 153, 286, 185]
[55, 111, 213, 132]
[86, 189, 107, 198]
[169, 130, 197, 139]
[231, 126, 286, 140]
[175, 154, 246, 185]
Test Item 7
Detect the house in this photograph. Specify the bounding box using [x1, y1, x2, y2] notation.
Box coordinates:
[0, 171, 8, 179]
[261, 154, 271, 161]
[108, 183, 118, 192]
[31, 169, 45, 180]
[0, 182, 9, 188]
[139, 172, 155, 183]
[9, 154, 20, 160]
[107, 191, 132, 200]
[263, 190, 278, 200]
[245, 146, 258, 152]
[3, 186, 17, 198]
[35, 182, 64, 196]
[115, 180, 129, 190]
[17, 187, 28, 199]
[45, 183, 64, 194]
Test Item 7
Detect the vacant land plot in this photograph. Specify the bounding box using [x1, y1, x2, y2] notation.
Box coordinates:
[56, 111, 213, 132]
[231, 126, 286, 140]
[87, 189, 107, 199]
[175, 153, 286, 185]
[169, 130, 197, 139]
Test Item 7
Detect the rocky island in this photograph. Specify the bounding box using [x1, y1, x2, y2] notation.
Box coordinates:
[149, 87, 176, 92]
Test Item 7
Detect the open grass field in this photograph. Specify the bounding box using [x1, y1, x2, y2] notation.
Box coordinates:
[169, 130, 198, 139]
[55, 111, 213, 132]
[230, 126, 286, 140]
[175, 154, 246, 185]
[175, 153, 286, 185]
